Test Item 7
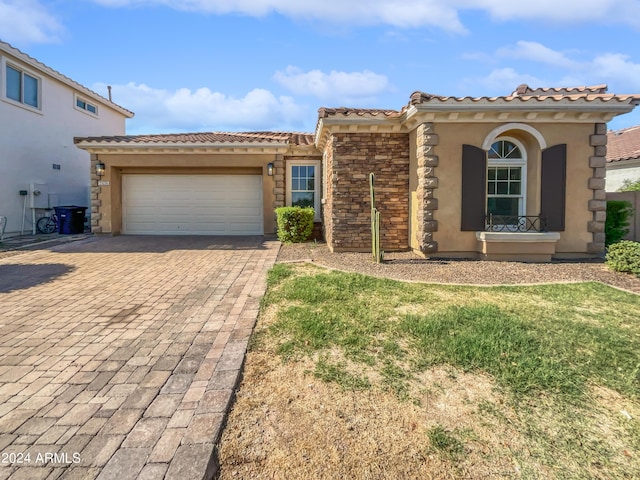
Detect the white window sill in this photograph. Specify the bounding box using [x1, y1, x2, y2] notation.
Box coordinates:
[1, 97, 43, 115]
[476, 232, 561, 243]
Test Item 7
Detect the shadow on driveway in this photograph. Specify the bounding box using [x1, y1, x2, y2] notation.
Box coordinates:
[53, 235, 278, 254]
[0, 263, 75, 292]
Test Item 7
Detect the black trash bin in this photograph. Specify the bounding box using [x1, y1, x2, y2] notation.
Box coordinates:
[54, 206, 87, 234]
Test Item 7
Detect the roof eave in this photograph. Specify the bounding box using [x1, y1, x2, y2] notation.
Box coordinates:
[314, 115, 404, 150]
[401, 100, 638, 128]
[74, 140, 291, 154]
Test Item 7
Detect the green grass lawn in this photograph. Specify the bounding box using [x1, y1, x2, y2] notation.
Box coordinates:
[257, 263, 640, 478]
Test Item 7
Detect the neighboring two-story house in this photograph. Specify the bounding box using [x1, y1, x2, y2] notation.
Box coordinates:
[0, 40, 133, 236]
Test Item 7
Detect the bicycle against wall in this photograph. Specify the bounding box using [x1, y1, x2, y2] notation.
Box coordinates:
[36, 210, 58, 234]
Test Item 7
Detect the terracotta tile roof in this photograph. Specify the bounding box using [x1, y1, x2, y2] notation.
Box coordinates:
[407, 84, 640, 106]
[74, 131, 315, 146]
[607, 125, 640, 163]
[0, 39, 134, 118]
[317, 86, 638, 120]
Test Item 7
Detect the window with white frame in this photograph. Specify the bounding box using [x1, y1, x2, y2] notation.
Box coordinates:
[5, 63, 40, 109]
[286, 160, 321, 220]
[486, 138, 526, 225]
[75, 96, 98, 115]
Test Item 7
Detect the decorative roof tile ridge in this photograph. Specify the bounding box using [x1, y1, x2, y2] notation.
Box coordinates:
[408, 91, 448, 105]
[512, 83, 608, 96]
[318, 107, 400, 118]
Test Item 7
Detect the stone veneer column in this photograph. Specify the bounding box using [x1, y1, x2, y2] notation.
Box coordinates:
[272, 154, 285, 234]
[415, 123, 439, 254]
[587, 123, 607, 253]
[89, 154, 102, 233]
[273, 154, 285, 208]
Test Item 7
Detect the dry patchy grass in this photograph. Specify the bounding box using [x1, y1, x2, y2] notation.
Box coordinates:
[218, 264, 640, 479]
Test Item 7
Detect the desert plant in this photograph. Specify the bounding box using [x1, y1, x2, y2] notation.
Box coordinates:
[370, 173, 383, 263]
[606, 240, 640, 276]
[605, 200, 633, 246]
[275, 206, 314, 243]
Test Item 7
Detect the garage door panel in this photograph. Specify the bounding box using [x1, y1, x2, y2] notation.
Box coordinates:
[122, 174, 263, 235]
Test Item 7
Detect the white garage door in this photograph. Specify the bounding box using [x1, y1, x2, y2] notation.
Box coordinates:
[122, 174, 263, 235]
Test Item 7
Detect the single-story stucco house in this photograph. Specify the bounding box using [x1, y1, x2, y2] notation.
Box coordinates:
[75, 84, 640, 261]
[606, 125, 640, 191]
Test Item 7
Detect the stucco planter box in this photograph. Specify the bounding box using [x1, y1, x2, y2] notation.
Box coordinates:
[476, 232, 561, 262]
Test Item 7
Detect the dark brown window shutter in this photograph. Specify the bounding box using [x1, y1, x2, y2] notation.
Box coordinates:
[540, 144, 567, 231]
[461, 144, 487, 231]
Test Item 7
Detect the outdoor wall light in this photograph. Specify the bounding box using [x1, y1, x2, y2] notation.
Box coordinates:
[95, 162, 106, 177]
[267, 162, 274, 176]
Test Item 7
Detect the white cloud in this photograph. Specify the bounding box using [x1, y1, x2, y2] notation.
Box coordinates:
[466, 40, 640, 98]
[96, 82, 310, 133]
[591, 53, 640, 89]
[88, 0, 640, 30]
[0, 0, 64, 45]
[469, 68, 545, 93]
[471, 0, 640, 25]
[273, 66, 390, 103]
[90, 0, 469, 32]
[497, 41, 580, 69]
[491, 41, 640, 91]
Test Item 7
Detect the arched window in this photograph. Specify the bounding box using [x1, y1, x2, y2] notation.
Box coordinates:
[486, 138, 526, 222]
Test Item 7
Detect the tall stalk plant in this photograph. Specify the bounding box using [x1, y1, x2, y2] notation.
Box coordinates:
[370, 173, 382, 263]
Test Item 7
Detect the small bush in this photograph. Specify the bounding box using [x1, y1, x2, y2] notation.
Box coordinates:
[275, 206, 314, 243]
[606, 240, 640, 276]
[618, 177, 640, 192]
[605, 200, 633, 246]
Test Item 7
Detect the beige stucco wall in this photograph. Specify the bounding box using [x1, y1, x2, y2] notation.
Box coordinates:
[409, 129, 418, 251]
[421, 122, 595, 256]
[92, 153, 278, 235]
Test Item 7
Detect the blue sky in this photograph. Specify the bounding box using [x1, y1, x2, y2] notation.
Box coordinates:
[2, 0, 640, 135]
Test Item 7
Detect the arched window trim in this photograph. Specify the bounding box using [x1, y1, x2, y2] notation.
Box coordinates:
[481, 123, 546, 151]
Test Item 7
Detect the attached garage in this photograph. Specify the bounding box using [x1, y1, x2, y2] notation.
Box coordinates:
[122, 174, 263, 235]
[74, 131, 321, 237]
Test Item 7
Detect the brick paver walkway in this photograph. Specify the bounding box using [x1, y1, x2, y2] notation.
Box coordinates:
[0, 235, 279, 480]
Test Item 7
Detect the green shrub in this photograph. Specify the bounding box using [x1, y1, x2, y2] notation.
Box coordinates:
[606, 240, 640, 276]
[275, 206, 314, 243]
[605, 200, 633, 246]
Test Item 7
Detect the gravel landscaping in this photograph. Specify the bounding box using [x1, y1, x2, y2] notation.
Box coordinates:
[277, 241, 640, 294]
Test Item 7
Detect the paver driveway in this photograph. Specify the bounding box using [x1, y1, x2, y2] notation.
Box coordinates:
[0, 235, 279, 480]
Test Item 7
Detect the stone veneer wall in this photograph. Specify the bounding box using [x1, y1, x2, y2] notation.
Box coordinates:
[587, 123, 608, 253]
[415, 123, 439, 254]
[327, 132, 410, 251]
[90, 154, 102, 233]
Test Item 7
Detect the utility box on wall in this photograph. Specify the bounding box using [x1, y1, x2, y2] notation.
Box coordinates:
[29, 183, 49, 209]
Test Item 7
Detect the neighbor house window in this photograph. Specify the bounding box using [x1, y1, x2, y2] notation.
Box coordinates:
[76, 96, 98, 115]
[5, 64, 40, 108]
[487, 138, 526, 225]
[286, 160, 321, 220]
